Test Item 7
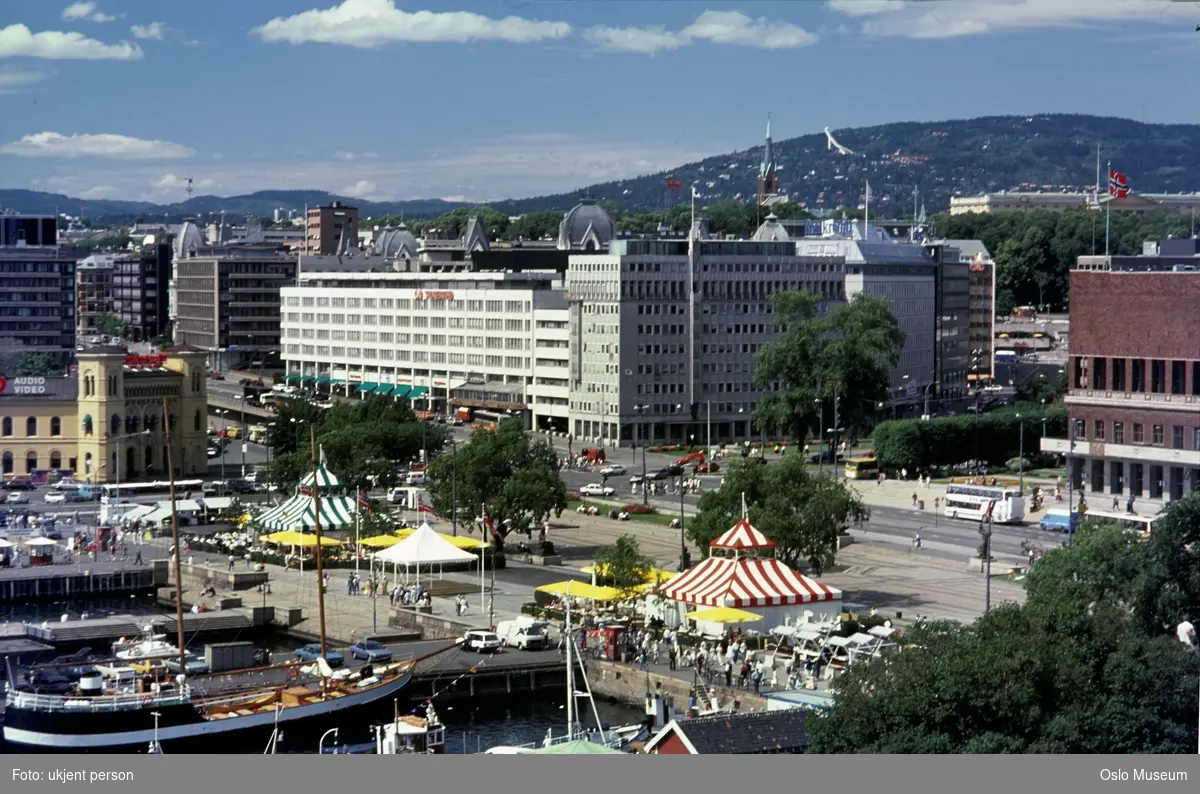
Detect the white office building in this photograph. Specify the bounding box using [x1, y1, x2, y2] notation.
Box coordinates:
[280, 259, 570, 431]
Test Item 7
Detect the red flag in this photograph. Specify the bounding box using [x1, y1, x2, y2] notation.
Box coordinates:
[483, 511, 502, 543]
[356, 492, 373, 515]
[665, 176, 682, 193]
[1108, 167, 1129, 199]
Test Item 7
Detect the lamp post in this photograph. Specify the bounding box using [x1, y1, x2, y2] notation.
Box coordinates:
[319, 727, 338, 755]
[450, 438, 458, 537]
[1017, 412, 1025, 494]
[215, 409, 228, 486]
[705, 400, 711, 457]
[978, 512, 993, 612]
[234, 395, 246, 479]
[266, 421, 276, 501]
[290, 417, 299, 453]
[634, 404, 648, 506]
[677, 472, 688, 572]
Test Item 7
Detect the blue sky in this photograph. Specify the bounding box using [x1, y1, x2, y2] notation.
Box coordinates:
[1, 0, 1198, 204]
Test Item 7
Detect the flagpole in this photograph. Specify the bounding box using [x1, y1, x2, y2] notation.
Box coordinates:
[479, 502, 486, 617]
[863, 181, 870, 238]
[354, 487, 361, 576]
[1104, 161, 1112, 265]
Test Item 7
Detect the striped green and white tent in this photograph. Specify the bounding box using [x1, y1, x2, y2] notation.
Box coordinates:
[255, 494, 359, 531]
[300, 464, 341, 490]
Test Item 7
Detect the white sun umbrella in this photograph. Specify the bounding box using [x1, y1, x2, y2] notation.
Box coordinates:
[0, 538, 13, 549]
[24, 537, 58, 547]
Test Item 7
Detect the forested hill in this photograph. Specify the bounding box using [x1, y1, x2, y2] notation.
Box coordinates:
[488, 114, 1200, 216]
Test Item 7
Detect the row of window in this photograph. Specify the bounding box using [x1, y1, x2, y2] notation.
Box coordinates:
[284, 313, 533, 332]
[1, 417, 62, 437]
[285, 295, 533, 313]
[0, 450, 70, 474]
[1074, 419, 1200, 450]
[288, 349, 532, 370]
[1074, 356, 1200, 396]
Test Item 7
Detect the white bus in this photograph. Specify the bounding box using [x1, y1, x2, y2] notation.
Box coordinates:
[942, 484, 1025, 524]
[1078, 509, 1162, 538]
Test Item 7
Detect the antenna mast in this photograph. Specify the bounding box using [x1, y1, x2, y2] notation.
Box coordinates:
[185, 177, 194, 202]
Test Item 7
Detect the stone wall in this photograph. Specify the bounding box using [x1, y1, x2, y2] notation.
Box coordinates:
[172, 562, 269, 592]
[584, 659, 767, 713]
[388, 607, 473, 641]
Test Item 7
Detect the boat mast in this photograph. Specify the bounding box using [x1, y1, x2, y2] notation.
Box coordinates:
[308, 427, 329, 694]
[565, 592, 573, 739]
[162, 398, 188, 679]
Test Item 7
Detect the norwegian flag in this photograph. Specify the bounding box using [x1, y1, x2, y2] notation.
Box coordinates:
[356, 490, 373, 515]
[298, 485, 312, 496]
[416, 492, 437, 519]
[482, 510, 503, 544]
[665, 176, 682, 193]
[1108, 167, 1129, 199]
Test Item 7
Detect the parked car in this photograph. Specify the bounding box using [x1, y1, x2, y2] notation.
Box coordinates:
[579, 483, 616, 498]
[459, 630, 502, 654]
[4, 478, 35, 491]
[348, 640, 393, 663]
[6, 492, 28, 505]
[599, 465, 626, 477]
[294, 643, 344, 667]
[807, 450, 845, 464]
[207, 447, 221, 459]
[44, 491, 66, 504]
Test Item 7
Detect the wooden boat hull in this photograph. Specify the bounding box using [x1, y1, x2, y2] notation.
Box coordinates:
[3, 667, 413, 753]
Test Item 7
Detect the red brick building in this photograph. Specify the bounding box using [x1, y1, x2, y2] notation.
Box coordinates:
[1041, 248, 1200, 505]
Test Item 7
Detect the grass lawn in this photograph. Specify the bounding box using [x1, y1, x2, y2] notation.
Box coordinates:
[564, 500, 681, 527]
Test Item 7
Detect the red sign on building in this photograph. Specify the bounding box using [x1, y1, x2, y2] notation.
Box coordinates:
[413, 290, 454, 301]
[124, 354, 168, 369]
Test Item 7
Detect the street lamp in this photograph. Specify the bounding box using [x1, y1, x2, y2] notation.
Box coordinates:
[450, 438, 458, 537]
[677, 471, 688, 573]
[215, 409, 228, 485]
[633, 404, 649, 505]
[1017, 412, 1025, 494]
[319, 728, 339, 755]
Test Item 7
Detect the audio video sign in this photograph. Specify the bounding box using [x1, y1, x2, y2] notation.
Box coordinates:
[0, 376, 77, 400]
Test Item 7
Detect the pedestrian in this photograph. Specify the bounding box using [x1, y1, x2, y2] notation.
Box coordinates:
[1177, 613, 1197, 652]
[913, 533, 922, 550]
[912, 492, 918, 507]
[134, 549, 143, 565]
[667, 644, 677, 671]
[724, 660, 733, 687]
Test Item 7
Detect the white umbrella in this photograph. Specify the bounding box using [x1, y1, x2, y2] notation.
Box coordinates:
[0, 538, 13, 549]
[25, 537, 58, 547]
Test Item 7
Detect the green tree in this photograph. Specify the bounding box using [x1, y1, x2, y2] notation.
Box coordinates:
[754, 291, 904, 443]
[267, 451, 307, 493]
[507, 211, 562, 241]
[16, 352, 60, 377]
[96, 314, 129, 339]
[265, 399, 323, 455]
[687, 456, 867, 574]
[428, 206, 510, 239]
[594, 535, 656, 595]
[356, 508, 397, 539]
[810, 518, 1200, 753]
[426, 419, 565, 548]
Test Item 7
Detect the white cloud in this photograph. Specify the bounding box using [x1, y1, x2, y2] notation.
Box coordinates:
[828, 0, 1184, 39]
[130, 22, 165, 41]
[152, 174, 213, 190]
[333, 151, 380, 161]
[0, 132, 194, 160]
[9, 133, 714, 204]
[61, 2, 115, 23]
[0, 68, 49, 93]
[340, 179, 383, 200]
[584, 10, 817, 54]
[79, 185, 117, 198]
[253, 0, 571, 48]
[0, 24, 142, 60]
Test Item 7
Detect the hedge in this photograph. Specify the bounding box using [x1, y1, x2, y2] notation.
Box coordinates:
[872, 406, 1067, 471]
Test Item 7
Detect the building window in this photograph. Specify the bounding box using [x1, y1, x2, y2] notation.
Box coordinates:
[193, 410, 201, 432]
[1092, 358, 1107, 391]
[49, 450, 61, 469]
[1131, 359, 1145, 392]
[111, 414, 121, 435]
[1, 417, 11, 437]
[1150, 360, 1166, 393]
[50, 417, 61, 437]
[1152, 424, 1164, 446]
[25, 451, 36, 474]
[1171, 361, 1186, 395]
[1133, 423, 1144, 443]
[1194, 428, 1200, 452]
[1112, 358, 1126, 392]
[1072, 419, 1085, 440]
[1113, 422, 1124, 445]
[1172, 426, 1184, 449]
[1193, 362, 1200, 397]
[1, 451, 11, 474]
[1092, 419, 1104, 440]
[108, 375, 117, 396]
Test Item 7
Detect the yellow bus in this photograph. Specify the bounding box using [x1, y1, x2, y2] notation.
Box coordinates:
[843, 457, 879, 480]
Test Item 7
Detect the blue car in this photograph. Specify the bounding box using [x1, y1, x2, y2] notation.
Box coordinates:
[348, 640, 393, 663]
[294, 643, 344, 667]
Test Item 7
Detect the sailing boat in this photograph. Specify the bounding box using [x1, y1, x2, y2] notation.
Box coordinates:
[2, 423, 416, 752]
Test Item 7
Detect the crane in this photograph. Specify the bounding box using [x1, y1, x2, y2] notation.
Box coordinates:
[825, 127, 855, 156]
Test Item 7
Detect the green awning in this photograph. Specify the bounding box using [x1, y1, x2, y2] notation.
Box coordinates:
[282, 374, 301, 383]
[329, 378, 345, 386]
[409, 386, 429, 399]
[375, 384, 396, 396]
[358, 382, 378, 393]
[391, 385, 412, 398]
[300, 376, 315, 384]
[315, 377, 332, 385]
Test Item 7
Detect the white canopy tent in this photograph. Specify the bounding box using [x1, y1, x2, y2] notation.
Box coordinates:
[372, 522, 477, 585]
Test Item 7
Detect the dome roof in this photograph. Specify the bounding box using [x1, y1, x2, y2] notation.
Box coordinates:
[173, 221, 206, 259]
[557, 199, 614, 251]
[752, 213, 789, 242]
[372, 225, 419, 260]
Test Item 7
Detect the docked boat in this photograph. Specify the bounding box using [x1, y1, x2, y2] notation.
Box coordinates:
[113, 629, 178, 661]
[2, 426, 417, 752]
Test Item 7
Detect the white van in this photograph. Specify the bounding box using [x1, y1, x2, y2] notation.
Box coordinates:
[496, 617, 550, 651]
[404, 471, 428, 486]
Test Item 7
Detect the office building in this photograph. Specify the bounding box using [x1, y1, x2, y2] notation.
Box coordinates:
[114, 240, 172, 342]
[0, 213, 77, 361]
[0, 346, 208, 481]
[1041, 240, 1200, 504]
[927, 242, 970, 402]
[566, 209, 848, 447]
[76, 255, 115, 337]
[306, 201, 359, 255]
[172, 244, 296, 371]
[280, 246, 570, 431]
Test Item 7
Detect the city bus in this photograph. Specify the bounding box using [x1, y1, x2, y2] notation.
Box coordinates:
[1078, 509, 1162, 538]
[942, 483, 1025, 524]
[843, 457, 879, 480]
[99, 480, 205, 501]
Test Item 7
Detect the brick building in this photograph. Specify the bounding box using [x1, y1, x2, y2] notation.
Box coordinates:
[1041, 247, 1200, 505]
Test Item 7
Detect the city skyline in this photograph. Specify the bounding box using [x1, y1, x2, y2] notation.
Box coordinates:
[1, 0, 1198, 204]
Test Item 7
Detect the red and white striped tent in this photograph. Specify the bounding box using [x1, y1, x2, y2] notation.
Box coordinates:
[654, 509, 842, 630]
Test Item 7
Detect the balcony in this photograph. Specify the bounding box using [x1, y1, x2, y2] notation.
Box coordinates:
[1041, 437, 1200, 467]
[1066, 391, 1199, 412]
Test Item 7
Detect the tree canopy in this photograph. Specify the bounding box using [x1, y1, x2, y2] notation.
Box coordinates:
[594, 535, 656, 595]
[96, 314, 129, 339]
[755, 291, 904, 442]
[425, 419, 565, 549]
[687, 455, 868, 575]
[264, 396, 446, 492]
[15, 352, 61, 377]
[809, 497, 1200, 754]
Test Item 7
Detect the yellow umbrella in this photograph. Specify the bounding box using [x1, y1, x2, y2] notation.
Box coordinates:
[687, 606, 764, 624]
[535, 580, 625, 601]
[264, 530, 341, 548]
[393, 527, 487, 550]
[358, 534, 401, 548]
[581, 564, 676, 585]
[631, 574, 677, 595]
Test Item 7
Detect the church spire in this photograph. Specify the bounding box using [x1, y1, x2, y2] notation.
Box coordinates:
[760, 113, 775, 177]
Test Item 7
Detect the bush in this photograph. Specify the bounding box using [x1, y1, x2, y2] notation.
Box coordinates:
[564, 491, 580, 501]
[872, 406, 1066, 471]
[1005, 457, 1031, 472]
[622, 504, 658, 515]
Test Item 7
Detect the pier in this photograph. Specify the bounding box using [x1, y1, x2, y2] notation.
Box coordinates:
[0, 560, 166, 604]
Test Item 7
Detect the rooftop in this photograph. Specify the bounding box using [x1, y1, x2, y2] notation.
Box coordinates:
[646, 709, 810, 754]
